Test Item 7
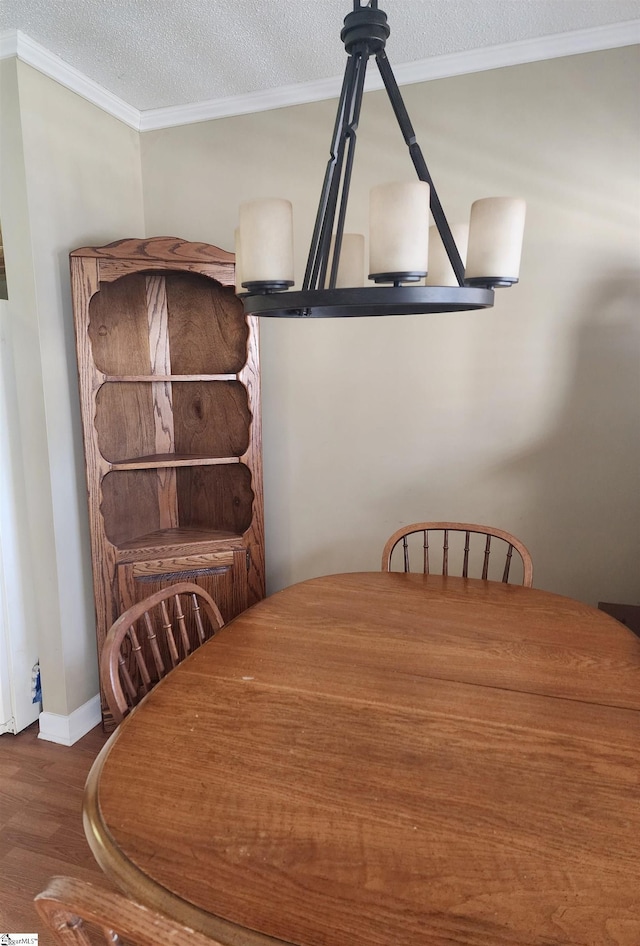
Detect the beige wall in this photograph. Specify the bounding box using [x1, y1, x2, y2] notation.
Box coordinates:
[1, 45, 638, 729]
[0, 61, 144, 717]
[142, 47, 640, 606]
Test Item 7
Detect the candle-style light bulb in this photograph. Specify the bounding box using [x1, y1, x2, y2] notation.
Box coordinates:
[238, 198, 294, 292]
[369, 181, 430, 284]
[329, 233, 365, 287]
[465, 197, 526, 288]
[425, 223, 469, 287]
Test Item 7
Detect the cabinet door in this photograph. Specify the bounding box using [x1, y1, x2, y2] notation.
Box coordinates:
[116, 550, 249, 626]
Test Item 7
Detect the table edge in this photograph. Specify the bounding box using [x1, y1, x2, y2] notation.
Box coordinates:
[83, 725, 293, 946]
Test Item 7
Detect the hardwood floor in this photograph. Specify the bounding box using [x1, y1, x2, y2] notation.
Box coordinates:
[0, 721, 110, 942]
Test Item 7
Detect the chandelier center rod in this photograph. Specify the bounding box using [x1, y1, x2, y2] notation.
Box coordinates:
[303, 1, 465, 292]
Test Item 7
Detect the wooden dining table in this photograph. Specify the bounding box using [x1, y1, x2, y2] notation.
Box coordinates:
[83, 572, 640, 946]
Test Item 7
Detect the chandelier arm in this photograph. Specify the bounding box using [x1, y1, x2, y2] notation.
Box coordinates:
[314, 106, 355, 290]
[328, 48, 369, 289]
[303, 54, 359, 291]
[375, 50, 466, 287]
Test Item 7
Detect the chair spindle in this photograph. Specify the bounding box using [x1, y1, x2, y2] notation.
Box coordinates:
[481, 534, 491, 580]
[128, 623, 151, 691]
[503, 544, 514, 583]
[144, 611, 166, 678]
[192, 594, 206, 644]
[160, 600, 180, 668]
[173, 593, 191, 655]
[442, 529, 449, 576]
[117, 648, 138, 704]
[462, 530, 471, 578]
[403, 536, 410, 572]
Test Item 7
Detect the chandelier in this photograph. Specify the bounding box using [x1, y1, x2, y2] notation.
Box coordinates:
[236, 0, 526, 319]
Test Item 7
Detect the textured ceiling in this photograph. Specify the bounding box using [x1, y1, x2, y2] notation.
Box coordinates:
[1, 0, 639, 110]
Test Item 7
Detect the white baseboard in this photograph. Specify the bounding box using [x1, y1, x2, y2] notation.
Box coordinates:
[38, 694, 102, 746]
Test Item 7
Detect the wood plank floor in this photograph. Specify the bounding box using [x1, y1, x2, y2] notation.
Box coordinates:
[0, 721, 110, 942]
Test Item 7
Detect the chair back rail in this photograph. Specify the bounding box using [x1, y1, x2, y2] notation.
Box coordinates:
[382, 521, 533, 586]
[101, 582, 224, 725]
[35, 875, 224, 945]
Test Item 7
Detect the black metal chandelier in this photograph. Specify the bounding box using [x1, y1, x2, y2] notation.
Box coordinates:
[236, 0, 526, 319]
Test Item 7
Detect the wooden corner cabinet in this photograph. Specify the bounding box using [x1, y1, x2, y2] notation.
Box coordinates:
[70, 237, 265, 728]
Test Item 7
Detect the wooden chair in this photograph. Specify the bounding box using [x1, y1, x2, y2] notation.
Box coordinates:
[382, 521, 533, 586]
[35, 875, 222, 945]
[101, 582, 224, 724]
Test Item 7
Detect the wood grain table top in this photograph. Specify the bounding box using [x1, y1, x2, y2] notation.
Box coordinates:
[83, 573, 640, 946]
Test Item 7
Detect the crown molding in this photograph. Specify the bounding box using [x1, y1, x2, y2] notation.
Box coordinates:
[379, 19, 640, 89]
[139, 74, 345, 131]
[2, 21, 639, 133]
[140, 19, 640, 130]
[0, 29, 141, 130]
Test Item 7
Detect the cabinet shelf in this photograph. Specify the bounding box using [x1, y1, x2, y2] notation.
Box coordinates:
[95, 379, 251, 463]
[110, 454, 241, 471]
[103, 375, 238, 383]
[114, 526, 246, 560]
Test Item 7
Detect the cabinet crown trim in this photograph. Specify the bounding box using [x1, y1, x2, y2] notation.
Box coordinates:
[71, 237, 234, 265]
